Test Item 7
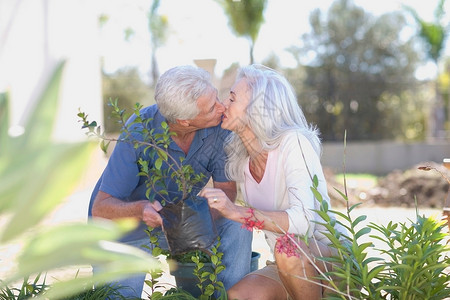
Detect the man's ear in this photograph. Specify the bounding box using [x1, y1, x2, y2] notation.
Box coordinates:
[176, 119, 190, 127]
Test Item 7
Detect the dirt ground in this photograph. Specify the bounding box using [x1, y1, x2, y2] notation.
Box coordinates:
[326, 161, 450, 209]
[0, 153, 449, 297]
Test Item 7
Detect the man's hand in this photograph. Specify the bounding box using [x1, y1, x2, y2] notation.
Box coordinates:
[142, 201, 163, 227]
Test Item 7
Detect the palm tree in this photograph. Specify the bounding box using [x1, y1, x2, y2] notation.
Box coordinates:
[404, 0, 449, 138]
[216, 0, 267, 64]
[148, 0, 169, 87]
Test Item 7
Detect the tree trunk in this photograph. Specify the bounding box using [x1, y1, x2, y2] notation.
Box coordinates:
[249, 41, 254, 65]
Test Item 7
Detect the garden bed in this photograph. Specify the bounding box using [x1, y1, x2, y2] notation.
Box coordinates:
[326, 161, 450, 208]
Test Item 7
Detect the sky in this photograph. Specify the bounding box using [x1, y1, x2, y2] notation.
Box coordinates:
[98, 0, 450, 81]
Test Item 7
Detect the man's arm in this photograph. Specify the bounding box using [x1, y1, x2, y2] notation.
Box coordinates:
[92, 190, 163, 227]
[213, 181, 237, 203]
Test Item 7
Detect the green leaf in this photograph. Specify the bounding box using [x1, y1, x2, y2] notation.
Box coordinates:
[312, 175, 319, 187]
[215, 265, 226, 274]
[152, 247, 162, 257]
[204, 284, 215, 296]
[0, 142, 95, 242]
[157, 149, 168, 161]
[354, 227, 371, 240]
[5, 219, 158, 288]
[211, 255, 219, 265]
[333, 187, 348, 201]
[352, 215, 367, 227]
[100, 139, 110, 154]
[201, 271, 210, 278]
[35, 254, 158, 300]
[0, 92, 10, 156]
[311, 187, 324, 202]
[21, 61, 66, 149]
[155, 157, 163, 170]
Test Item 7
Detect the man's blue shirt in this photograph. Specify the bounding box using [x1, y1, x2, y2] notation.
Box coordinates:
[88, 104, 231, 242]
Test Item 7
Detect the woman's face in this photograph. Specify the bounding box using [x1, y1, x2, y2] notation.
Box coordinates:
[221, 78, 251, 133]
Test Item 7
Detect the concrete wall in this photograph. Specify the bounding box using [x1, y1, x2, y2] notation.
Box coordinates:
[321, 140, 450, 175]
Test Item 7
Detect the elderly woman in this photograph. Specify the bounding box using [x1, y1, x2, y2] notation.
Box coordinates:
[200, 65, 345, 300]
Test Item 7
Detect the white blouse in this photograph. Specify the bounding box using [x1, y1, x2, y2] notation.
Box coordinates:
[240, 130, 344, 252]
[244, 148, 280, 211]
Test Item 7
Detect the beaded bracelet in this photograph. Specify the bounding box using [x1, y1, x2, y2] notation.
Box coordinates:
[241, 208, 264, 231]
[275, 233, 300, 258]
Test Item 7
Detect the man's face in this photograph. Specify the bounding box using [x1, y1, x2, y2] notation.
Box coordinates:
[188, 88, 225, 129]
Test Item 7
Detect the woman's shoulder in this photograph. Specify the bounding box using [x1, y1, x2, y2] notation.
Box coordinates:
[279, 129, 310, 148]
[278, 129, 320, 161]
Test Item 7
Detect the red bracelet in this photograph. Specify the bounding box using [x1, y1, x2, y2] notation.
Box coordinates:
[275, 233, 300, 258]
[241, 208, 264, 231]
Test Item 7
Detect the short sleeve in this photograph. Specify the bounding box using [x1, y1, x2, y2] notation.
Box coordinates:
[99, 140, 140, 199]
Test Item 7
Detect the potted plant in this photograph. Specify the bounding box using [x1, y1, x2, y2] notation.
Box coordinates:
[79, 100, 218, 255]
[79, 100, 231, 298]
[144, 224, 261, 299]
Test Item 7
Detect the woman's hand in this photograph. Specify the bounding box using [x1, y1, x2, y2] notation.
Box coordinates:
[199, 187, 237, 219]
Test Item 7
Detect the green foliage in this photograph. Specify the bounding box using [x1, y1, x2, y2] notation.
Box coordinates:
[144, 228, 226, 299]
[191, 239, 226, 300]
[0, 274, 48, 300]
[290, 0, 422, 141]
[102, 67, 154, 133]
[143, 227, 169, 299]
[403, 0, 449, 138]
[0, 93, 9, 156]
[369, 216, 449, 299]
[312, 175, 450, 299]
[157, 288, 197, 300]
[0, 275, 130, 300]
[0, 61, 92, 241]
[403, 0, 448, 63]
[148, 0, 169, 86]
[80, 97, 220, 298]
[58, 284, 131, 300]
[216, 0, 267, 64]
[168, 250, 212, 264]
[0, 61, 158, 300]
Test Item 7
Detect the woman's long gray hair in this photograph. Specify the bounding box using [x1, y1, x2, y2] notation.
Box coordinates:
[224, 65, 322, 181]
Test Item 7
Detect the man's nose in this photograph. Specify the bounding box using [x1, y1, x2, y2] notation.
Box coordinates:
[216, 101, 226, 112]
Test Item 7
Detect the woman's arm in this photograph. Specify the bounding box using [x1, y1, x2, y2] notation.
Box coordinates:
[199, 187, 289, 233]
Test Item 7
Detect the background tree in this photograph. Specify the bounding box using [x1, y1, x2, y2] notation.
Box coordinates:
[439, 57, 450, 131]
[148, 0, 169, 87]
[102, 67, 154, 133]
[288, 0, 421, 141]
[216, 0, 267, 64]
[403, 0, 449, 138]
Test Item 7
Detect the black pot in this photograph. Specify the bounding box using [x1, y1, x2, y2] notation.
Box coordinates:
[159, 194, 218, 255]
